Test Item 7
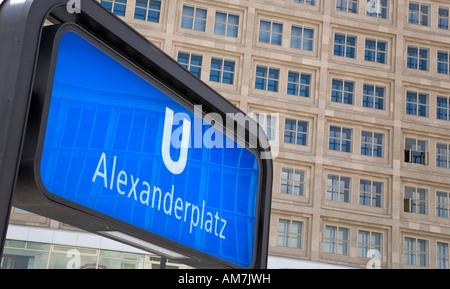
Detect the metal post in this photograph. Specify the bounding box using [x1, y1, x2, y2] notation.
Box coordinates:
[0, 0, 39, 258]
[160, 257, 167, 269]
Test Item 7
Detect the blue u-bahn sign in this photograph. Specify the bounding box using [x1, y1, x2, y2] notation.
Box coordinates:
[2, 0, 272, 269]
[40, 29, 260, 268]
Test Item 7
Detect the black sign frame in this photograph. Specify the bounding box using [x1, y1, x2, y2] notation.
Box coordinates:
[0, 0, 273, 269]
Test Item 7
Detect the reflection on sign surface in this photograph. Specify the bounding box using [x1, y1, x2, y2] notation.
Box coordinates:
[39, 31, 260, 268]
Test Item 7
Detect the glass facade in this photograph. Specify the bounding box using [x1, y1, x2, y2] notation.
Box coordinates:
[0, 240, 189, 269]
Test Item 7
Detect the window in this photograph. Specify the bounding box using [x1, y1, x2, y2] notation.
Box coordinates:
[100, 0, 127, 16]
[363, 84, 385, 110]
[359, 179, 384, 207]
[406, 91, 428, 117]
[437, 51, 450, 75]
[436, 143, 450, 169]
[134, 0, 161, 23]
[404, 237, 428, 267]
[436, 191, 450, 218]
[365, 38, 388, 64]
[439, 7, 449, 30]
[408, 2, 431, 26]
[361, 131, 384, 158]
[329, 125, 353, 153]
[294, 0, 316, 5]
[404, 186, 428, 215]
[290, 25, 314, 51]
[334, 33, 357, 59]
[336, 0, 359, 13]
[438, 242, 449, 269]
[1, 241, 188, 269]
[278, 219, 303, 249]
[255, 65, 279, 92]
[325, 225, 350, 255]
[331, 79, 354, 105]
[253, 113, 277, 141]
[181, 5, 207, 31]
[281, 167, 306, 196]
[366, 0, 389, 19]
[287, 71, 312, 98]
[327, 174, 351, 203]
[437, 96, 450, 121]
[259, 20, 283, 46]
[405, 137, 428, 165]
[407, 46, 429, 71]
[209, 57, 235, 85]
[177, 51, 202, 78]
[284, 118, 309, 146]
[358, 230, 383, 259]
[214, 11, 239, 38]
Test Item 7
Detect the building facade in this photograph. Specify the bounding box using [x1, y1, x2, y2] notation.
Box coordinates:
[4, 0, 450, 269]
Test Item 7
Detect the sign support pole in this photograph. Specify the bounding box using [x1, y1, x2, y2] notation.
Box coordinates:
[0, 0, 72, 257]
[0, 0, 41, 257]
[0, 0, 121, 259]
[160, 257, 167, 269]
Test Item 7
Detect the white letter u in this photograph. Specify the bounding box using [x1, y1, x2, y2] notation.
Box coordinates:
[161, 107, 191, 175]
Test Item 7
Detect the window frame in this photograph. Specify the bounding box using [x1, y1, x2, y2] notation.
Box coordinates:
[407, 45, 430, 71]
[406, 90, 429, 118]
[436, 142, 450, 169]
[100, 0, 128, 16]
[334, 32, 358, 59]
[358, 230, 383, 259]
[287, 70, 312, 98]
[177, 51, 203, 79]
[404, 137, 429, 165]
[134, 0, 162, 23]
[277, 218, 304, 249]
[283, 118, 309, 146]
[324, 225, 350, 255]
[252, 112, 278, 142]
[336, 0, 359, 14]
[181, 4, 207, 32]
[209, 57, 236, 85]
[364, 38, 388, 64]
[437, 241, 450, 269]
[294, 0, 317, 6]
[436, 190, 450, 218]
[329, 125, 354, 153]
[408, 1, 431, 26]
[437, 50, 450, 75]
[331, 78, 355, 105]
[326, 174, 352, 203]
[255, 65, 280, 92]
[404, 236, 429, 267]
[359, 178, 384, 207]
[280, 167, 307, 196]
[366, 0, 389, 19]
[404, 185, 429, 215]
[361, 130, 385, 158]
[437, 96, 450, 121]
[362, 83, 386, 110]
[290, 25, 315, 51]
[439, 6, 449, 30]
[214, 10, 240, 38]
[258, 19, 283, 46]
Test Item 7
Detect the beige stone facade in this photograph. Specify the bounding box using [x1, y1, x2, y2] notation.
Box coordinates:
[9, 0, 450, 268]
